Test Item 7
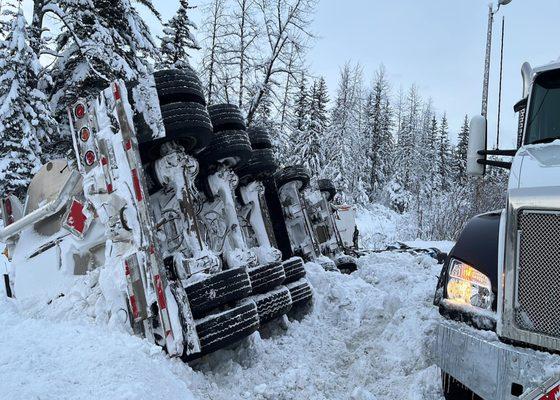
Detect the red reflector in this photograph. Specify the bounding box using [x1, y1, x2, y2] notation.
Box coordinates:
[154, 275, 167, 310]
[74, 103, 86, 119]
[106, 183, 113, 193]
[101, 156, 108, 166]
[4, 198, 12, 216]
[113, 83, 121, 100]
[124, 261, 130, 276]
[131, 169, 143, 201]
[64, 199, 88, 235]
[124, 139, 132, 151]
[80, 127, 91, 142]
[149, 245, 155, 254]
[84, 150, 96, 166]
[129, 295, 139, 319]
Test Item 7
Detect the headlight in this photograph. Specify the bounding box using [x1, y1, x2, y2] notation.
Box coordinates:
[446, 258, 493, 310]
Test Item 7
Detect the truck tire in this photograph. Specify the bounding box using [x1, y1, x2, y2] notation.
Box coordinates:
[247, 262, 286, 294]
[318, 179, 336, 201]
[159, 102, 213, 154]
[251, 286, 292, 324]
[282, 257, 306, 283]
[247, 126, 273, 149]
[286, 278, 313, 308]
[198, 130, 253, 170]
[275, 165, 310, 191]
[208, 103, 246, 132]
[441, 372, 481, 400]
[184, 300, 259, 360]
[186, 267, 252, 319]
[154, 69, 206, 106]
[235, 148, 278, 185]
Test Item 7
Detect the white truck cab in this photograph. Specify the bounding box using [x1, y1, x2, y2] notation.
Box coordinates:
[434, 62, 560, 400]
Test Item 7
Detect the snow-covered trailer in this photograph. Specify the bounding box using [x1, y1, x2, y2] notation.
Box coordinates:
[433, 62, 560, 399]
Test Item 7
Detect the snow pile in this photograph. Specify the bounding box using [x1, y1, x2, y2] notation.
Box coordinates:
[0, 248, 446, 400]
[0, 296, 198, 400]
[356, 205, 417, 249]
[188, 252, 444, 400]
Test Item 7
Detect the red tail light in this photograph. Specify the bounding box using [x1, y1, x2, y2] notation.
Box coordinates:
[84, 150, 96, 166]
[74, 103, 86, 119]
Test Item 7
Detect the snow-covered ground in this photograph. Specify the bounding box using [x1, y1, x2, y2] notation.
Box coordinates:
[0, 248, 446, 400]
[0, 207, 455, 399]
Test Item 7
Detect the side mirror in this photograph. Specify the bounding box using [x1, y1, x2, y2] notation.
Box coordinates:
[466, 115, 487, 176]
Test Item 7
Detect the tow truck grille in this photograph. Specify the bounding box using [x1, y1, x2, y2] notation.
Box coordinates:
[515, 210, 560, 338]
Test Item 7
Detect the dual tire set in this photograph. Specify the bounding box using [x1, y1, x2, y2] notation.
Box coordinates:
[147, 69, 312, 359]
[183, 257, 313, 360]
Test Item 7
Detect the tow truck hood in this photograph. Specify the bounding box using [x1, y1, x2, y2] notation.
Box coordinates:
[509, 140, 560, 190]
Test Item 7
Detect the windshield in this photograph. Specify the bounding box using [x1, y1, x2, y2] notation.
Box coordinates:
[525, 69, 560, 145]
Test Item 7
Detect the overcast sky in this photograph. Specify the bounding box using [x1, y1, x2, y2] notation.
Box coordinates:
[147, 0, 560, 146]
[24, 0, 560, 146]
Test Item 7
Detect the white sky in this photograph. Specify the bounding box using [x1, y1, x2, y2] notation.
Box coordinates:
[23, 0, 560, 147]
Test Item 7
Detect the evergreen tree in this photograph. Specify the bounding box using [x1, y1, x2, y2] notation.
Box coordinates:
[324, 63, 365, 199]
[363, 66, 392, 197]
[455, 114, 470, 182]
[293, 73, 310, 132]
[293, 77, 329, 175]
[437, 113, 452, 190]
[309, 77, 329, 133]
[0, 6, 56, 198]
[159, 0, 200, 69]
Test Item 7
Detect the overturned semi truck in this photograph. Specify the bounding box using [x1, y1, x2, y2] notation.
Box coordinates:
[0, 69, 323, 360]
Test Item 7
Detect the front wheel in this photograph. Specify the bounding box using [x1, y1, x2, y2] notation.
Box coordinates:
[441, 371, 481, 400]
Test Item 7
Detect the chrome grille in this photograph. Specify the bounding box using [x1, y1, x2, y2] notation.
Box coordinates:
[515, 210, 560, 338]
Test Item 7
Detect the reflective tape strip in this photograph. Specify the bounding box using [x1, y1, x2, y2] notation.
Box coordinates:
[154, 275, 167, 310]
[129, 294, 139, 320]
[131, 169, 143, 202]
[154, 274, 172, 338]
[113, 82, 121, 100]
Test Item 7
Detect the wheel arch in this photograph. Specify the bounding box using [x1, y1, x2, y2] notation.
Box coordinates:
[437, 209, 503, 311]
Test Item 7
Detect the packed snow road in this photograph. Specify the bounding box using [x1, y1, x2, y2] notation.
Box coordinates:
[0, 249, 447, 400]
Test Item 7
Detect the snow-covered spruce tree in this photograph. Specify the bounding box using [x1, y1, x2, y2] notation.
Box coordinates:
[293, 72, 310, 132]
[0, 6, 56, 199]
[391, 85, 421, 207]
[290, 76, 329, 175]
[454, 114, 470, 182]
[309, 77, 329, 137]
[47, 0, 160, 156]
[363, 66, 393, 200]
[323, 63, 367, 202]
[159, 0, 200, 69]
[437, 113, 452, 190]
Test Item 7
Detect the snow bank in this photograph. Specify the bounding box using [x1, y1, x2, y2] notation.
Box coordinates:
[356, 205, 417, 250]
[187, 251, 445, 400]
[0, 244, 447, 399]
[0, 296, 198, 400]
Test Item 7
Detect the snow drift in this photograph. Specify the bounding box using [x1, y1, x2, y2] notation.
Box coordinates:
[0, 246, 446, 400]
